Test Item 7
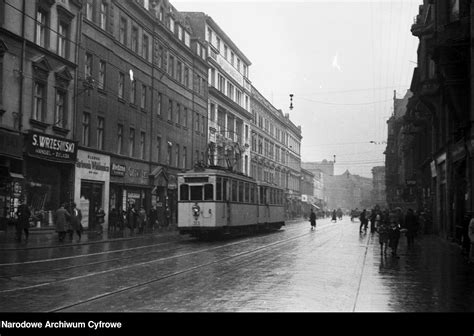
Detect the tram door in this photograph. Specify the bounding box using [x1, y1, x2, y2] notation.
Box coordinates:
[80, 181, 103, 230]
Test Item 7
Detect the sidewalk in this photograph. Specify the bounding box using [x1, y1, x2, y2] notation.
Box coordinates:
[0, 224, 179, 250]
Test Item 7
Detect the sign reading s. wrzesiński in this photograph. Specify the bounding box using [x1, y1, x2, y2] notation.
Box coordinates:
[26, 131, 77, 162]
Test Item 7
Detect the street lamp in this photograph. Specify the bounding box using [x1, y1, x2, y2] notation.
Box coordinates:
[289, 94, 294, 110]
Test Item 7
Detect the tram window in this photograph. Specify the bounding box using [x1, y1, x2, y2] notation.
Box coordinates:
[223, 178, 228, 201]
[270, 189, 274, 204]
[190, 185, 203, 200]
[244, 183, 249, 203]
[250, 184, 255, 203]
[231, 180, 237, 202]
[238, 181, 243, 202]
[204, 184, 214, 200]
[216, 177, 222, 201]
[180, 184, 189, 201]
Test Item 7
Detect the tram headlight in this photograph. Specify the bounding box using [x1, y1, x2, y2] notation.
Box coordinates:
[192, 203, 200, 219]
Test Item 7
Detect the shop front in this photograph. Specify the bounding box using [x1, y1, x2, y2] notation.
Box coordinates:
[74, 150, 110, 230]
[109, 158, 151, 219]
[149, 166, 178, 227]
[0, 128, 24, 230]
[25, 131, 77, 227]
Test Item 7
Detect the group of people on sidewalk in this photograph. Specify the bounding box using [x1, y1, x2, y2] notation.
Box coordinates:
[54, 202, 84, 242]
[107, 205, 171, 235]
[361, 206, 420, 258]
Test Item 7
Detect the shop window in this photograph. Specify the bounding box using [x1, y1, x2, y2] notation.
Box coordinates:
[180, 184, 189, 201]
[204, 184, 213, 201]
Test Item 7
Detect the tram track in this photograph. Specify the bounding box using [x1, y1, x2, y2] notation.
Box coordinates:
[0, 221, 338, 299]
[50, 227, 331, 312]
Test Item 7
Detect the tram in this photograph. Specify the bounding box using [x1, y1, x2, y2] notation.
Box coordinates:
[177, 166, 285, 239]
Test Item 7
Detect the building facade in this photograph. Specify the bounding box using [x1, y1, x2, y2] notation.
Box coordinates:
[371, 166, 386, 208]
[250, 86, 302, 219]
[0, 0, 82, 228]
[75, 0, 208, 229]
[396, 0, 473, 240]
[184, 12, 252, 174]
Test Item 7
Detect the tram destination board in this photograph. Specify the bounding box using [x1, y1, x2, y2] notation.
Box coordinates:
[184, 177, 209, 183]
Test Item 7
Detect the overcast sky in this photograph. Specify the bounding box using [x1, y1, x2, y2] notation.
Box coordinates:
[174, 0, 420, 178]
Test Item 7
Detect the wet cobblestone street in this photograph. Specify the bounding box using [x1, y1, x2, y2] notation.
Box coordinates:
[1, 217, 473, 312]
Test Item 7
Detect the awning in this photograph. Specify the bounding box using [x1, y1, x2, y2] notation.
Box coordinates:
[10, 172, 24, 179]
[311, 204, 320, 210]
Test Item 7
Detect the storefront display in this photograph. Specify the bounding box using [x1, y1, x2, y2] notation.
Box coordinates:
[74, 150, 110, 230]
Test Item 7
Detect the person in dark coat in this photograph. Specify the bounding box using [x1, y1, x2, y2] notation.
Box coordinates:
[389, 221, 401, 258]
[309, 208, 317, 231]
[370, 208, 377, 234]
[55, 202, 71, 242]
[149, 206, 158, 232]
[331, 210, 337, 222]
[95, 206, 105, 234]
[127, 205, 137, 234]
[15, 199, 31, 242]
[69, 202, 83, 242]
[359, 209, 367, 232]
[109, 208, 118, 233]
[404, 208, 418, 249]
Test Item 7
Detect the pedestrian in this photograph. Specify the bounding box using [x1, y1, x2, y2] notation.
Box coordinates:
[149, 206, 158, 232]
[309, 208, 316, 231]
[69, 202, 83, 242]
[404, 208, 418, 250]
[370, 208, 377, 233]
[15, 198, 31, 242]
[95, 205, 105, 234]
[388, 220, 401, 258]
[109, 207, 118, 233]
[376, 212, 389, 255]
[55, 202, 71, 242]
[331, 209, 337, 222]
[127, 205, 136, 234]
[359, 209, 367, 232]
[137, 206, 147, 234]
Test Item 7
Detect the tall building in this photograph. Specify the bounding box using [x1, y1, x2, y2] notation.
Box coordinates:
[371, 166, 386, 207]
[0, 0, 83, 226]
[301, 160, 335, 210]
[403, 0, 473, 239]
[385, 90, 413, 211]
[251, 86, 302, 218]
[183, 12, 252, 174]
[324, 170, 372, 211]
[74, 0, 208, 229]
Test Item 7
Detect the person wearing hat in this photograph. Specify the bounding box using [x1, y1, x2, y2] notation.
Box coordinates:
[69, 202, 83, 242]
[15, 198, 30, 242]
[55, 202, 71, 242]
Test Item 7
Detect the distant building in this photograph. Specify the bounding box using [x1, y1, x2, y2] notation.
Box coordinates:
[324, 170, 372, 211]
[371, 166, 386, 208]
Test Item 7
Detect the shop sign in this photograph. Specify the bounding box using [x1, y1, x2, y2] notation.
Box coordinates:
[76, 150, 110, 180]
[406, 179, 416, 186]
[27, 131, 77, 162]
[128, 167, 148, 179]
[0, 129, 23, 159]
[111, 163, 126, 177]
